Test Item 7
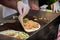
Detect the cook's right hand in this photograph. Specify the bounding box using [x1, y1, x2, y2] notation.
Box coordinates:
[17, 1, 30, 18]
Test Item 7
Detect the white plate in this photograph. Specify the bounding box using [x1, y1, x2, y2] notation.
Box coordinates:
[18, 16, 41, 32]
[23, 24, 41, 32]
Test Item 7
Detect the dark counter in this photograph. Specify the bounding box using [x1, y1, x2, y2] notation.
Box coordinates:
[0, 10, 60, 40]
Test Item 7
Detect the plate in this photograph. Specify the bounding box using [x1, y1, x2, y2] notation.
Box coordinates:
[24, 24, 41, 32]
[18, 16, 41, 32]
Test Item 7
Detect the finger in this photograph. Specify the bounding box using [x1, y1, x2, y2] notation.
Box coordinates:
[57, 10, 59, 12]
[56, 10, 59, 13]
[17, 1, 24, 15]
[23, 5, 30, 17]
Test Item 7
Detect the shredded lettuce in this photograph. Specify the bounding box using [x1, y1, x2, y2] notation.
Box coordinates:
[23, 18, 28, 23]
[18, 32, 29, 40]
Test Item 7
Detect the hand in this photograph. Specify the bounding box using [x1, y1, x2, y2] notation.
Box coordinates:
[22, 4, 30, 18]
[30, 3, 39, 10]
[17, 1, 30, 18]
[51, 4, 60, 13]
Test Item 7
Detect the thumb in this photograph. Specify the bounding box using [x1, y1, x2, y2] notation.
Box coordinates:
[23, 5, 30, 17]
[17, 1, 24, 15]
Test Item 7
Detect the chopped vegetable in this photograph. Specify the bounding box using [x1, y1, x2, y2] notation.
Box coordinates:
[23, 19, 39, 30]
[0, 30, 29, 40]
[46, 9, 52, 12]
[23, 18, 28, 23]
[34, 19, 38, 21]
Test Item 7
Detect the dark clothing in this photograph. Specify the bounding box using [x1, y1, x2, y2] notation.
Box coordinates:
[39, 0, 47, 7]
[38, 0, 56, 9]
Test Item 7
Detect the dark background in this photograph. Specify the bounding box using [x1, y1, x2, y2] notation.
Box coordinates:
[38, 0, 57, 9]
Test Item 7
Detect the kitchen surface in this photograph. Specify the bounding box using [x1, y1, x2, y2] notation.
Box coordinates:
[0, 0, 60, 40]
[0, 10, 60, 40]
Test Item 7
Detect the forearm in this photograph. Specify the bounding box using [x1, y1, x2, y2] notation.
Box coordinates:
[0, 0, 18, 10]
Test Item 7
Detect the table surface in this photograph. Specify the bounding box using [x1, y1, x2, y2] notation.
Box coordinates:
[0, 10, 60, 40]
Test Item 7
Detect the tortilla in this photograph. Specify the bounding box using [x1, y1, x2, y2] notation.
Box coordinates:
[0, 30, 29, 40]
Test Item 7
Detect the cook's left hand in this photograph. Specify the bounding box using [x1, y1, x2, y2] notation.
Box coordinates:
[30, 3, 39, 10]
[17, 1, 30, 18]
